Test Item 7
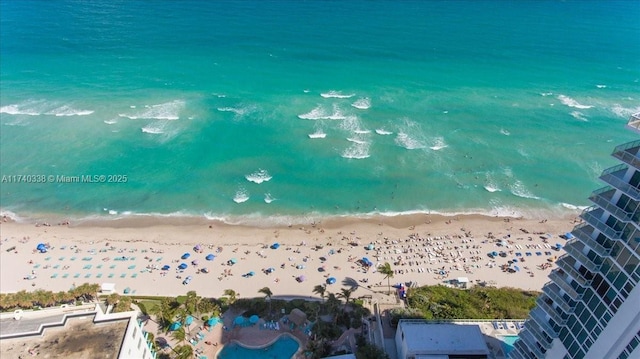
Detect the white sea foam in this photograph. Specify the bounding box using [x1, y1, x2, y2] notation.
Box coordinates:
[560, 202, 588, 211]
[45, 105, 94, 117]
[351, 97, 371, 109]
[347, 137, 368, 145]
[298, 104, 347, 120]
[264, 193, 276, 203]
[570, 111, 588, 121]
[354, 129, 371, 134]
[217, 107, 246, 115]
[395, 132, 425, 150]
[104, 119, 117, 125]
[141, 125, 164, 134]
[375, 128, 393, 135]
[509, 180, 540, 200]
[484, 185, 501, 193]
[342, 141, 370, 159]
[245, 169, 272, 184]
[321, 91, 355, 99]
[429, 137, 448, 151]
[557, 95, 594, 109]
[500, 128, 510, 136]
[233, 188, 250, 203]
[596, 85, 607, 88]
[308, 130, 327, 139]
[540, 92, 553, 97]
[610, 104, 640, 118]
[1, 100, 93, 117]
[121, 100, 183, 120]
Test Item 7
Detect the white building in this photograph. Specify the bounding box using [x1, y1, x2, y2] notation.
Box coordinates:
[395, 320, 490, 359]
[511, 114, 640, 359]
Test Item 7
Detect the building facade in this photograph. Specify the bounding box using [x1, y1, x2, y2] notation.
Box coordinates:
[511, 114, 640, 359]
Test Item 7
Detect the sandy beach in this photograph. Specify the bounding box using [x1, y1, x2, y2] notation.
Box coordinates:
[0, 213, 579, 299]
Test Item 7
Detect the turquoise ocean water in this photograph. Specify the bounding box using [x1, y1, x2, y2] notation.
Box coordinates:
[1, 0, 639, 224]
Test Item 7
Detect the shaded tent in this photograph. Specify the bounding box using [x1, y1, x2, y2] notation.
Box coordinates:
[185, 315, 194, 325]
[249, 315, 259, 324]
[161, 265, 170, 271]
[271, 243, 280, 249]
[169, 322, 182, 331]
[326, 277, 336, 285]
[206, 317, 220, 327]
[289, 308, 307, 327]
[181, 253, 190, 259]
[178, 263, 188, 270]
[206, 254, 215, 261]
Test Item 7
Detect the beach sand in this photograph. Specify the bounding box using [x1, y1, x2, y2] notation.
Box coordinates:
[0, 213, 579, 299]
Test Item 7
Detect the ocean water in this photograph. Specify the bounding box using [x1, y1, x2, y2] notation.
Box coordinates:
[1, 0, 639, 224]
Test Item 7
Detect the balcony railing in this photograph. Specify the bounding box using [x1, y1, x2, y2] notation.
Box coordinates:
[526, 318, 554, 350]
[600, 164, 640, 200]
[564, 242, 602, 273]
[529, 307, 556, 335]
[570, 231, 610, 258]
[536, 295, 567, 325]
[588, 188, 635, 223]
[556, 255, 590, 287]
[518, 329, 546, 359]
[612, 139, 640, 169]
[548, 269, 581, 300]
[627, 113, 640, 133]
[579, 207, 623, 240]
[513, 340, 537, 359]
[542, 283, 573, 313]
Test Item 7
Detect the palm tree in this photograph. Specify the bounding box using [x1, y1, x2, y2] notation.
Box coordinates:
[312, 284, 327, 303]
[184, 291, 199, 316]
[338, 288, 353, 307]
[170, 327, 187, 345]
[173, 344, 193, 359]
[258, 287, 273, 316]
[223, 289, 237, 305]
[150, 297, 175, 332]
[379, 262, 394, 294]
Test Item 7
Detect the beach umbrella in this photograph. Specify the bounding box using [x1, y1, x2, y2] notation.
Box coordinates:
[178, 263, 188, 270]
[491, 251, 498, 257]
[249, 315, 259, 324]
[514, 265, 521, 272]
[181, 253, 190, 259]
[194, 244, 201, 251]
[271, 243, 280, 249]
[206, 254, 215, 261]
[185, 315, 194, 325]
[234, 316, 245, 325]
[161, 265, 170, 271]
[564, 232, 575, 240]
[169, 322, 182, 331]
[207, 317, 220, 326]
[555, 243, 563, 250]
[512, 259, 518, 263]
[124, 287, 131, 294]
[366, 244, 375, 250]
[192, 260, 199, 265]
[326, 277, 336, 285]
[297, 275, 306, 282]
[230, 258, 237, 264]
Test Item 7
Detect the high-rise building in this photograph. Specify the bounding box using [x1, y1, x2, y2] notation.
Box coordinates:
[511, 114, 640, 359]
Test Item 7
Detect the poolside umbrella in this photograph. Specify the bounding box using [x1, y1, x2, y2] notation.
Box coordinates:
[297, 275, 306, 282]
[169, 322, 182, 331]
[207, 317, 220, 326]
[249, 315, 259, 324]
[178, 263, 188, 270]
[326, 277, 336, 285]
[271, 243, 280, 249]
[192, 260, 199, 265]
[206, 254, 215, 261]
[234, 316, 245, 326]
[161, 265, 170, 271]
[181, 253, 190, 259]
[185, 315, 194, 325]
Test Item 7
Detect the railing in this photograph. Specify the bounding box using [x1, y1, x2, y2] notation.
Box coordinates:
[627, 113, 640, 132]
[548, 269, 581, 300]
[612, 139, 640, 169]
[518, 329, 546, 359]
[556, 255, 590, 287]
[600, 165, 640, 200]
[536, 295, 566, 325]
[542, 283, 573, 313]
[570, 231, 610, 258]
[579, 208, 623, 240]
[588, 189, 635, 223]
[564, 242, 602, 273]
[529, 307, 556, 336]
[526, 318, 554, 350]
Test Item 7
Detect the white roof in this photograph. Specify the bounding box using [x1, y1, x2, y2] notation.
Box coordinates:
[398, 322, 489, 355]
[456, 277, 469, 283]
[101, 283, 116, 291]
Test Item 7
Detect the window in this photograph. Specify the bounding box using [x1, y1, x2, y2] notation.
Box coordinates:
[133, 326, 137, 339]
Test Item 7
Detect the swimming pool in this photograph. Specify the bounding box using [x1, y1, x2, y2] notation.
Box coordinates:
[217, 334, 300, 359]
[500, 335, 520, 358]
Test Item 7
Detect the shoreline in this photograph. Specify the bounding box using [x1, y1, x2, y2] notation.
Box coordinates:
[0, 212, 579, 299]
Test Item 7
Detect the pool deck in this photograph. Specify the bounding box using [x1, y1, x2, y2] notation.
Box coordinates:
[449, 319, 524, 359]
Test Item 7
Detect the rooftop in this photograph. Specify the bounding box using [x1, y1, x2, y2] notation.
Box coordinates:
[398, 321, 490, 355]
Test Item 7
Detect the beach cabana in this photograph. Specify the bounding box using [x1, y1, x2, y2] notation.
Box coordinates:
[178, 263, 188, 270]
[169, 322, 182, 331]
[289, 308, 307, 327]
[249, 315, 259, 324]
[271, 243, 280, 249]
[181, 253, 190, 260]
[326, 277, 336, 285]
[206, 254, 215, 261]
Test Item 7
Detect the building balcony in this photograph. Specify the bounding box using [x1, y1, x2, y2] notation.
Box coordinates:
[612, 139, 640, 170]
[513, 340, 537, 359]
[542, 282, 573, 313]
[525, 318, 554, 350]
[569, 230, 610, 258]
[548, 269, 581, 300]
[556, 255, 590, 287]
[600, 164, 640, 201]
[588, 186, 636, 223]
[536, 295, 567, 325]
[518, 328, 546, 359]
[529, 307, 556, 336]
[626, 113, 640, 134]
[580, 207, 623, 240]
[563, 241, 602, 273]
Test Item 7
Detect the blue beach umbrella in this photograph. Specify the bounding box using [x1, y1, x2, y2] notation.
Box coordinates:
[161, 265, 170, 271]
[230, 258, 237, 264]
[206, 254, 215, 261]
[326, 277, 336, 285]
[271, 243, 280, 249]
[181, 253, 190, 259]
[514, 265, 521, 272]
[178, 263, 188, 270]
